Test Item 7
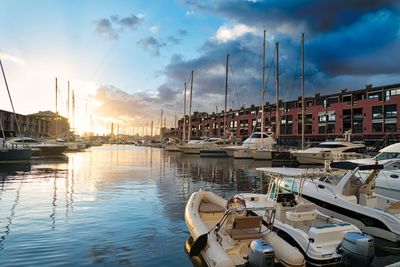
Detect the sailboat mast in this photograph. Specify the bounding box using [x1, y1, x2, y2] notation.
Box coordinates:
[301, 33, 305, 150]
[261, 30, 266, 145]
[188, 70, 193, 141]
[275, 42, 279, 138]
[67, 81, 70, 119]
[55, 77, 58, 138]
[0, 59, 23, 137]
[223, 54, 229, 141]
[160, 109, 163, 142]
[183, 82, 187, 142]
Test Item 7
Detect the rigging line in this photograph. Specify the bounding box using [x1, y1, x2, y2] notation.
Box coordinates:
[0, 59, 23, 137]
[228, 60, 241, 109]
[263, 44, 276, 107]
[0, 113, 5, 140]
[279, 44, 301, 118]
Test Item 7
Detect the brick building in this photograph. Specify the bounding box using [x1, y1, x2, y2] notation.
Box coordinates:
[177, 83, 400, 146]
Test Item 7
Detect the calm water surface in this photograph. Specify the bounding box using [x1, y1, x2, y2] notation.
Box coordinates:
[0, 145, 398, 266]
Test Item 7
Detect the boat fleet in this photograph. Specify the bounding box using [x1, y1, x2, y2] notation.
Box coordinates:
[184, 140, 400, 266]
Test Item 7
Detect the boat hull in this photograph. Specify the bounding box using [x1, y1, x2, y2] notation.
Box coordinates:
[0, 148, 32, 162]
[251, 150, 272, 160]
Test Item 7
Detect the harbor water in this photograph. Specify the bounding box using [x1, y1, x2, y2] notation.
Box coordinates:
[0, 145, 399, 266]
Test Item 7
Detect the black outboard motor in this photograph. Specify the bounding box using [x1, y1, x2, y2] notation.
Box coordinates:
[338, 232, 374, 266]
[248, 239, 275, 267]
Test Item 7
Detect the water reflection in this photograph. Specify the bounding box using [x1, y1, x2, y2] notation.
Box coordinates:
[0, 146, 398, 266]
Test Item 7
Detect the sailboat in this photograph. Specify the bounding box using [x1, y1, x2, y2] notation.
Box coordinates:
[233, 31, 276, 159]
[251, 35, 278, 160]
[0, 59, 32, 163]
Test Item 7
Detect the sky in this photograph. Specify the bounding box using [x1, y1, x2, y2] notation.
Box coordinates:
[0, 0, 399, 135]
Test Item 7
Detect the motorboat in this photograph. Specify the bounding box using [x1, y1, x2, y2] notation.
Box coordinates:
[8, 137, 67, 156]
[179, 138, 232, 154]
[243, 167, 376, 266]
[0, 138, 32, 162]
[185, 189, 306, 267]
[52, 138, 82, 152]
[231, 132, 276, 159]
[275, 164, 400, 245]
[290, 139, 366, 165]
[340, 142, 400, 199]
[164, 140, 182, 152]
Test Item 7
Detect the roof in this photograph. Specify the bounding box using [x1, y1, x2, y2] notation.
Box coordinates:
[28, 110, 67, 120]
[379, 142, 400, 153]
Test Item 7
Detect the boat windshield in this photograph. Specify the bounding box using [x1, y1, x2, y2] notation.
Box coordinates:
[375, 152, 400, 161]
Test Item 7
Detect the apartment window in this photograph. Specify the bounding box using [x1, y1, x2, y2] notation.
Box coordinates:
[342, 95, 352, 103]
[385, 104, 397, 118]
[328, 114, 336, 122]
[353, 121, 363, 133]
[327, 124, 335, 133]
[368, 91, 382, 101]
[385, 88, 400, 101]
[318, 114, 326, 123]
[372, 106, 383, 119]
[384, 123, 397, 133]
[372, 123, 382, 132]
[319, 125, 326, 134]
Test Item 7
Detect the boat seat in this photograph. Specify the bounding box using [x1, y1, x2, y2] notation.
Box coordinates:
[227, 216, 263, 240]
[308, 223, 353, 247]
[286, 210, 316, 222]
[199, 202, 225, 213]
[295, 202, 316, 212]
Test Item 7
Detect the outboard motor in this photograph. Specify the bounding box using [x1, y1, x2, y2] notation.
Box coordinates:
[248, 239, 275, 267]
[338, 232, 374, 266]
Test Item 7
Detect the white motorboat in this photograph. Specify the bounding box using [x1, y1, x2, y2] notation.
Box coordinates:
[179, 138, 231, 154]
[185, 189, 306, 267]
[8, 137, 67, 156]
[291, 139, 366, 165]
[275, 164, 400, 245]
[164, 141, 182, 152]
[244, 167, 376, 266]
[340, 142, 400, 199]
[231, 132, 276, 159]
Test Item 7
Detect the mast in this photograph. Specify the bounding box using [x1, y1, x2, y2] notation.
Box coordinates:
[72, 90, 75, 132]
[183, 82, 187, 142]
[261, 30, 266, 145]
[160, 109, 163, 142]
[223, 54, 229, 141]
[67, 81, 70, 119]
[55, 77, 58, 138]
[0, 59, 23, 138]
[275, 42, 279, 138]
[188, 70, 193, 141]
[301, 32, 305, 150]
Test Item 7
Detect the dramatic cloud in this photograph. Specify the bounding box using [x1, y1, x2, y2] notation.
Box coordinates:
[95, 14, 143, 39]
[215, 24, 257, 43]
[137, 36, 166, 56]
[94, 1, 400, 124]
[92, 85, 154, 123]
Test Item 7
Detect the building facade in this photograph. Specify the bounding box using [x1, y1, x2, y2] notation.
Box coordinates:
[28, 111, 70, 138]
[0, 109, 50, 137]
[177, 83, 400, 145]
